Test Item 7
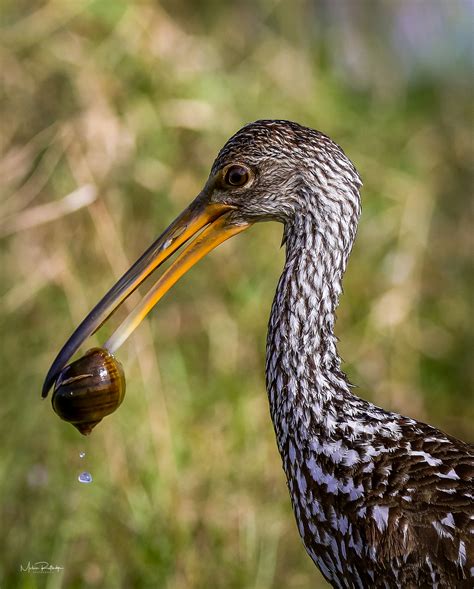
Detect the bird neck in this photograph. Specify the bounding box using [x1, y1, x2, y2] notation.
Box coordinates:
[266, 211, 357, 433]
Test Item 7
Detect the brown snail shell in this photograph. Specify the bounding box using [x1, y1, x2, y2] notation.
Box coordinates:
[52, 347, 126, 435]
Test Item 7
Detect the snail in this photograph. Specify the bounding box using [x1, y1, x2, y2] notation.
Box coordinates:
[51, 348, 126, 435]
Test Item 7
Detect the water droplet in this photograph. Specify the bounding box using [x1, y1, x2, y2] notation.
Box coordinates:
[79, 451, 86, 459]
[162, 237, 173, 249]
[78, 471, 93, 484]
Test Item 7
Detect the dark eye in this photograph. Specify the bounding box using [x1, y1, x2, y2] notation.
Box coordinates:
[224, 165, 250, 187]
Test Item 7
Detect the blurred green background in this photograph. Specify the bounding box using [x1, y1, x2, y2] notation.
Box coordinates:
[1, 1, 472, 587]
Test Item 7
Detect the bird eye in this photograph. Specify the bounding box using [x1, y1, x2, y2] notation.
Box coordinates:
[223, 165, 250, 187]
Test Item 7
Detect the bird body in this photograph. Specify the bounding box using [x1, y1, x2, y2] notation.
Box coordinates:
[45, 120, 474, 588]
[215, 121, 474, 587]
[267, 234, 473, 587]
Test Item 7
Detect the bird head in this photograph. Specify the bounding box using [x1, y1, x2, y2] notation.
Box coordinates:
[42, 120, 361, 397]
[204, 120, 361, 226]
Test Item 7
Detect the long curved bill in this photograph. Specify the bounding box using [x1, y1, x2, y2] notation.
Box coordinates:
[42, 198, 251, 398]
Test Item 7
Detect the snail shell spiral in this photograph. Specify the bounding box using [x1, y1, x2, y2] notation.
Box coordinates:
[52, 348, 126, 435]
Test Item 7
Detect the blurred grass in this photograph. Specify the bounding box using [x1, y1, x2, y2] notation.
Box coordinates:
[0, 1, 473, 588]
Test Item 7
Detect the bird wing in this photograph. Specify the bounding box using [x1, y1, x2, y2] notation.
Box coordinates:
[362, 422, 474, 585]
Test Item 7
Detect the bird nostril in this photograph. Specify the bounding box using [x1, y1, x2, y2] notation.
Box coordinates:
[161, 225, 187, 250]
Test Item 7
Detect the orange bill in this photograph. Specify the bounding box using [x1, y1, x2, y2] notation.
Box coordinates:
[104, 215, 249, 354]
[42, 198, 251, 398]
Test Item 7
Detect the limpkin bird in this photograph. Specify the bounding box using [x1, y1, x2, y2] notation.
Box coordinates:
[43, 120, 473, 587]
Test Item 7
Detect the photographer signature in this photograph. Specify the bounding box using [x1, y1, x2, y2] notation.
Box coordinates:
[20, 561, 64, 573]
